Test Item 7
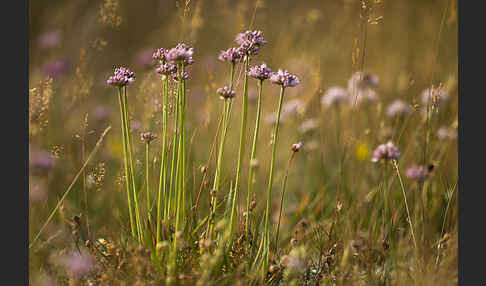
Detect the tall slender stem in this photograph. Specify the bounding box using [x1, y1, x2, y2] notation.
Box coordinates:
[208, 63, 235, 239]
[118, 88, 136, 239]
[230, 56, 250, 237]
[157, 76, 169, 253]
[263, 86, 285, 279]
[246, 79, 263, 247]
[275, 151, 295, 252]
[392, 160, 419, 259]
[146, 143, 151, 226]
[123, 86, 143, 243]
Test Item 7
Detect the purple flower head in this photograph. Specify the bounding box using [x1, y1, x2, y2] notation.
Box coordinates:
[386, 99, 411, 117]
[321, 86, 349, 107]
[405, 164, 429, 182]
[42, 58, 70, 78]
[248, 63, 272, 81]
[141, 132, 157, 144]
[166, 43, 194, 65]
[39, 30, 61, 50]
[172, 71, 189, 81]
[348, 71, 379, 91]
[30, 149, 56, 174]
[217, 86, 236, 99]
[107, 66, 136, 87]
[270, 69, 300, 87]
[156, 62, 177, 76]
[371, 141, 400, 162]
[235, 30, 267, 55]
[152, 48, 169, 63]
[218, 47, 244, 63]
[58, 251, 96, 277]
[291, 141, 303, 152]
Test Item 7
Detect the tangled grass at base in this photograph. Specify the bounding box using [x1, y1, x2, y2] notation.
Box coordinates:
[29, 0, 458, 285]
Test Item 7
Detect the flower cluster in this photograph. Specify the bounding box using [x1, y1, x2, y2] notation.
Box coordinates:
[107, 66, 136, 87]
[152, 48, 168, 63]
[386, 99, 411, 117]
[172, 71, 189, 81]
[235, 30, 267, 55]
[218, 47, 244, 63]
[140, 132, 157, 144]
[248, 63, 272, 81]
[405, 164, 429, 182]
[166, 43, 194, 66]
[371, 141, 400, 162]
[270, 69, 300, 87]
[321, 87, 349, 107]
[155, 62, 177, 75]
[217, 86, 235, 99]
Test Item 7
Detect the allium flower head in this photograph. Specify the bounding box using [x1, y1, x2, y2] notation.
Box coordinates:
[166, 43, 194, 65]
[156, 62, 177, 76]
[348, 71, 379, 91]
[291, 142, 303, 152]
[270, 69, 300, 87]
[371, 141, 400, 162]
[321, 86, 349, 107]
[152, 48, 169, 63]
[386, 99, 411, 117]
[107, 66, 135, 87]
[172, 71, 189, 81]
[141, 132, 157, 144]
[248, 63, 272, 81]
[235, 30, 267, 55]
[218, 47, 243, 63]
[217, 86, 235, 99]
[405, 164, 429, 182]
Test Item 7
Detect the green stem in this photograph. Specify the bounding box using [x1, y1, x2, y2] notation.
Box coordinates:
[263, 86, 285, 279]
[146, 143, 151, 227]
[230, 57, 250, 237]
[118, 88, 136, 239]
[157, 76, 169, 254]
[392, 160, 419, 264]
[123, 86, 143, 243]
[246, 79, 263, 247]
[275, 151, 295, 253]
[208, 63, 235, 239]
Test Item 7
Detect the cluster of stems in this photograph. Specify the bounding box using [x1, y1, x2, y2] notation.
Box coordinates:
[117, 86, 143, 243]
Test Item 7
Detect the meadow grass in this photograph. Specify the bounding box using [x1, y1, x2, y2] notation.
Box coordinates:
[29, 1, 458, 285]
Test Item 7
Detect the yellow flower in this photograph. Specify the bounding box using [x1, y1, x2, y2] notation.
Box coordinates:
[356, 142, 370, 161]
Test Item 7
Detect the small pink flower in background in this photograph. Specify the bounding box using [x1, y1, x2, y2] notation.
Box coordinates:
[39, 30, 62, 50]
[57, 250, 96, 277]
[371, 141, 400, 162]
[405, 164, 429, 182]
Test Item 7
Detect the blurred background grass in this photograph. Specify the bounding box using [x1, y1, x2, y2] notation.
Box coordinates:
[29, 0, 457, 284]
